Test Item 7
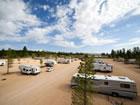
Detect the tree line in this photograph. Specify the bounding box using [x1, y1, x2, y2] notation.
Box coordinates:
[111, 47, 140, 65]
[0, 46, 85, 59]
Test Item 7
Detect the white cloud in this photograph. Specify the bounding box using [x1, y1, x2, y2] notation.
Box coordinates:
[114, 37, 140, 49]
[0, 0, 40, 40]
[24, 28, 49, 44]
[136, 29, 140, 33]
[52, 0, 140, 47]
[0, 0, 140, 50]
[41, 5, 49, 11]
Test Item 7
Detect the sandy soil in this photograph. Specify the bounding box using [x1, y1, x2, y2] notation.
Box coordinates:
[0, 58, 140, 105]
[0, 58, 80, 105]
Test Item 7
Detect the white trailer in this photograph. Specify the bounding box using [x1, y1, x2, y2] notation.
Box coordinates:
[71, 73, 137, 98]
[93, 62, 113, 72]
[93, 75, 137, 98]
[44, 59, 57, 67]
[94, 59, 104, 63]
[0, 60, 6, 66]
[128, 59, 136, 64]
[57, 58, 71, 64]
[19, 65, 40, 75]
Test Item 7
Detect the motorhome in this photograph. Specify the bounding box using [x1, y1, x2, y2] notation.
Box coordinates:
[19, 65, 40, 75]
[93, 75, 137, 98]
[93, 62, 113, 72]
[0, 60, 6, 66]
[71, 73, 137, 98]
[44, 59, 57, 67]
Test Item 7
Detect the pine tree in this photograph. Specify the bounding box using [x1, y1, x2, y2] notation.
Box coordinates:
[40, 59, 43, 67]
[71, 55, 95, 105]
[6, 48, 13, 74]
[7, 58, 13, 74]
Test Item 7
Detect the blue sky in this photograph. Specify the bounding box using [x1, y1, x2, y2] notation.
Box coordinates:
[0, 0, 140, 53]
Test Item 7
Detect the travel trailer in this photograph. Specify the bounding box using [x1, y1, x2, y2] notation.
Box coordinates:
[57, 58, 71, 64]
[44, 59, 57, 67]
[93, 62, 113, 72]
[94, 59, 104, 63]
[71, 73, 137, 98]
[117, 58, 125, 62]
[0, 60, 6, 66]
[124, 59, 136, 64]
[19, 65, 40, 75]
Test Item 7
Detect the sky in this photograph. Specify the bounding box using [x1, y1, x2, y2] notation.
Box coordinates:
[0, 0, 140, 53]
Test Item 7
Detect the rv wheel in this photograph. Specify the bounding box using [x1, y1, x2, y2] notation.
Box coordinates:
[112, 92, 118, 97]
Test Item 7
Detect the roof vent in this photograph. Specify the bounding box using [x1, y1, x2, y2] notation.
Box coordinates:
[119, 76, 125, 79]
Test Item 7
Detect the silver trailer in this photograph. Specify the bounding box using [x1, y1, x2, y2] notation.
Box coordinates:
[93, 62, 113, 72]
[44, 59, 57, 67]
[71, 73, 137, 98]
[57, 58, 71, 64]
[92, 75, 137, 98]
[19, 65, 40, 75]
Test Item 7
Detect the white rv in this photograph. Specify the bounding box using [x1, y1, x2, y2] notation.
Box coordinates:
[0, 60, 6, 66]
[93, 62, 113, 72]
[19, 65, 40, 75]
[71, 73, 137, 98]
[44, 59, 57, 67]
[95, 60, 104, 63]
[93, 75, 137, 98]
[57, 58, 71, 64]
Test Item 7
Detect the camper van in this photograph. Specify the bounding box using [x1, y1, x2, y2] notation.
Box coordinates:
[71, 73, 137, 98]
[0, 60, 6, 66]
[19, 65, 40, 75]
[93, 62, 113, 72]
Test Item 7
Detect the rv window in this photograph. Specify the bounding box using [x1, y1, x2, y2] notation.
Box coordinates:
[120, 84, 130, 88]
[104, 81, 108, 85]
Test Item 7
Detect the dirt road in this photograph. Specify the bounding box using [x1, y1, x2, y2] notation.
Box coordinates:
[0, 59, 80, 105]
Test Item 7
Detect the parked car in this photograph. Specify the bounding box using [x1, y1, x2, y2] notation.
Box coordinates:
[46, 67, 54, 72]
